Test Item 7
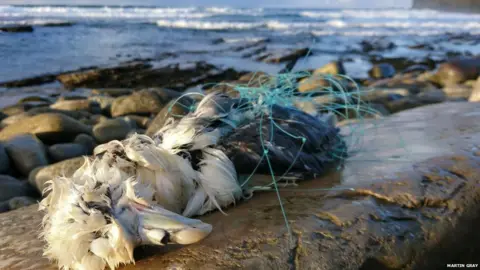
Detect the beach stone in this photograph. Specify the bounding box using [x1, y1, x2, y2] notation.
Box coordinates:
[79, 114, 109, 126]
[358, 88, 410, 103]
[91, 88, 133, 97]
[0, 143, 9, 174]
[50, 99, 101, 114]
[73, 134, 97, 155]
[297, 61, 347, 93]
[433, 57, 480, 86]
[0, 175, 36, 203]
[25, 107, 91, 120]
[48, 143, 88, 162]
[93, 117, 136, 143]
[17, 96, 54, 105]
[369, 72, 437, 92]
[0, 25, 33, 33]
[468, 77, 480, 102]
[0, 113, 92, 144]
[0, 107, 91, 126]
[0, 104, 32, 116]
[88, 95, 115, 115]
[146, 96, 194, 137]
[368, 63, 396, 79]
[297, 75, 329, 93]
[314, 61, 346, 75]
[28, 157, 86, 193]
[442, 84, 473, 100]
[5, 134, 48, 176]
[124, 115, 151, 129]
[3, 102, 480, 270]
[110, 89, 176, 117]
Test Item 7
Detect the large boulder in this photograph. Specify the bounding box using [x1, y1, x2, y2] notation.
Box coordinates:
[432, 57, 480, 86]
[48, 143, 88, 162]
[28, 157, 87, 193]
[110, 89, 179, 117]
[0, 113, 92, 144]
[0, 175, 37, 202]
[5, 134, 49, 176]
[2, 102, 480, 270]
[0, 143, 9, 174]
[93, 117, 136, 143]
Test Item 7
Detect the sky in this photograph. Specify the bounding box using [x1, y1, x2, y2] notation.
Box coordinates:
[1, 0, 413, 8]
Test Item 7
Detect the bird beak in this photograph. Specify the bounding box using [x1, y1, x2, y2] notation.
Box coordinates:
[133, 202, 212, 246]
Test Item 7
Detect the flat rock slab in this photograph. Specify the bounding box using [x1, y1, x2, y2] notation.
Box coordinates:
[1, 102, 480, 270]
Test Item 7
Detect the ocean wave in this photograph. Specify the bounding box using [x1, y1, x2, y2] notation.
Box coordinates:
[156, 20, 263, 30]
[301, 9, 480, 20]
[221, 37, 267, 43]
[0, 5, 209, 19]
[310, 29, 464, 37]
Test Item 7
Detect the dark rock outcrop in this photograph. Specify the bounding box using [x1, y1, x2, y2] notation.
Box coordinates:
[0, 25, 34, 33]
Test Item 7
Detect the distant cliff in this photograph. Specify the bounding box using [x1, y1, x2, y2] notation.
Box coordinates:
[413, 0, 480, 13]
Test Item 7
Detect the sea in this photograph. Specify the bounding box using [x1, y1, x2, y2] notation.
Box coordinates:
[1, 5, 480, 83]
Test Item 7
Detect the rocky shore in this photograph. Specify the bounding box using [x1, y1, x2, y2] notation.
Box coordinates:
[0, 50, 479, 269]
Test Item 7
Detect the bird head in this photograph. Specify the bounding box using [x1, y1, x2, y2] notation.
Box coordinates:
[40, 159, 212, 270]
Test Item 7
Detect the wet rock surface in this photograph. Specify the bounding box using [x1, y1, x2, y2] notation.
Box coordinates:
[1, 102, 480, 270]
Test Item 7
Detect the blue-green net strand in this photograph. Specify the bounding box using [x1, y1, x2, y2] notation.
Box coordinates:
[164, 63, 413, 236]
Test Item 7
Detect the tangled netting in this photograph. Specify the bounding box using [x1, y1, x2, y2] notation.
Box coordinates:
[165, 65, 410, 234]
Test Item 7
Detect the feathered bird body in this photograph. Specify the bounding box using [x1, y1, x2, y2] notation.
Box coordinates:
[40, 92, 346, 270]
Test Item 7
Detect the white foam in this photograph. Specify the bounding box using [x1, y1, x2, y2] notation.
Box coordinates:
[222, 37, 266, 43]
[0, 5, 209, 19]
[156, 20, 262, 30]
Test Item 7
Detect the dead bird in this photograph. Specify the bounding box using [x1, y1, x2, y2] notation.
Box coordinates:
[40, 92, 346, 270]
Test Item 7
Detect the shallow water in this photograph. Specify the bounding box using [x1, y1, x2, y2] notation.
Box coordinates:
[1, 5, 480, 82]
